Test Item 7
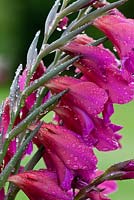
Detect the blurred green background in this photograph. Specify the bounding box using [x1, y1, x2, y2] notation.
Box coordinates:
[0, 0, 134, 199]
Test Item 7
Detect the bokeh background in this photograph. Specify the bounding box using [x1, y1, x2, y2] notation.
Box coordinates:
[0, 0, 134, 199]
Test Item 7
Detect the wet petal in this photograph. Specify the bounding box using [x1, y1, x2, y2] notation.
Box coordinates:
[37, 123, 97, 181]
[19, 61, 46, 91]
[94, 10, 134, 74]
[99, 180, 117, 195]
[91, 118, 121, 151]
[9, 170, 72, 200]
[62, 40, 118, 78]
[102, 101, 114, 123]
[88, 191, 111, 200]
[47, 76, 108, 115]
[44, 151, 74, 190]
[99, 67, 134, 104]
[55, 105, 94, 140]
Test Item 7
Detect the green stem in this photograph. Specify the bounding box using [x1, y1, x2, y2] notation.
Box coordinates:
[46, 0, 92, 39]
[32, 87, 49, 110]
[69, 0, 127, 31]
[74, 174, 106, 200]
[20, 56, 79, 98]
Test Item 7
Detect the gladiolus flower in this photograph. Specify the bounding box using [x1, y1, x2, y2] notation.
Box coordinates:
[94, 9, 134, 74]
[33, 123, 97, 189]
[62, 34, 134, 104]
[54, 103, 122, 151]
[9, 170, 73, 200]
[46, 76, 108, 115]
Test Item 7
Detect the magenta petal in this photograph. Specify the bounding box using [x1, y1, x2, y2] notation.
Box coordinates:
[98, 180, 117, 195]
[72, 34, 94, 45]
[91, 118, 120, 151]
[99, 68, 134, 104]
[94, 11, 134, 74]
[25, 141, 33, 155]
[45, 151, 74, 190]
[38, 123, 97, 181]
[9, 170, 72, 200]
[55, 105, 94, 141]
[69, 81, 108, 115]
[88, 191, 111, 200]
[19, 69, 27, 91]
[103, 101, 114, 123]
[122, 50, 134, 74]
[63, 40, 118, 77]
[26, 92, 36, 110]
[47, 76, 108, 115]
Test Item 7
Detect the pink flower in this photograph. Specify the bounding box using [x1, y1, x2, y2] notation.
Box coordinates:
[94, 9, 134, 74]
[46, 76, 108, 115]
[9, 170, 73, 200]
[62, 34, 134, 104]
[54, 102, 122, 151]
[33, 122, 97, 190]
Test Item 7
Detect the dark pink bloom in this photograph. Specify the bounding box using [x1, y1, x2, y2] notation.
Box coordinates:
[57, 17, 69, 31]
[54, 104, 121, 151]
[62, 34, 134, 104]
[54, 105, 94, 142]
[89, 117, 121, 151]
[102, 101, 114, 124]
[94, 10, 134, 74]
[72, 34, 94, 45]
[33, 123, 97, 189]
[46, 76, 108, 115]
[9, 170, 73, 200]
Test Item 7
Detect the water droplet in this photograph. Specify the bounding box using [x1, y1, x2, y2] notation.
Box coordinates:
[113, 47, 117, 52]
[74, 157, 78, 161]
[57, 27, 62, 31]
[66, 160, 71, 165]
